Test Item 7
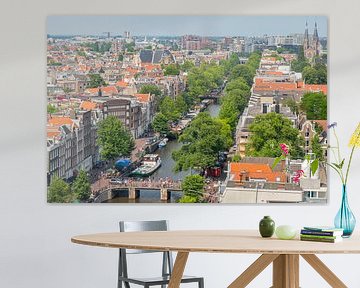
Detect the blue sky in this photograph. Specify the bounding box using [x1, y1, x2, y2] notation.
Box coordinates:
[47, 16, 327, 37]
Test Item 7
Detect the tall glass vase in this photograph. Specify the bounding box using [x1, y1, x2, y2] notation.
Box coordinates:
[334, 185, 356, 237]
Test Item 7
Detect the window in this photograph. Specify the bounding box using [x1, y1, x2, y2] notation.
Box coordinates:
[306, 191, 318, 198]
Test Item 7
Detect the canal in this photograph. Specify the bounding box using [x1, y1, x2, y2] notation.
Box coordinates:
[104, 103, 221, 203]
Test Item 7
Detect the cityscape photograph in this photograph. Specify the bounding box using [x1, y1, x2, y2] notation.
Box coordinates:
[46, 16, 328, 204]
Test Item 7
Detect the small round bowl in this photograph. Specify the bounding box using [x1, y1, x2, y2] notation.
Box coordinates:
[275, 225, 297, 240]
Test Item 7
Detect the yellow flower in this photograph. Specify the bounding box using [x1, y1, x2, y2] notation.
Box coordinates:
[349, 123, 360, 147]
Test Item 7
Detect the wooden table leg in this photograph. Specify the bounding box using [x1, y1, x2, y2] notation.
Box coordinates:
[228, 254, 279, 288]
[301, 254, 347, 288]
[168, 252, 189, 288]
[272, 254, 299, 288]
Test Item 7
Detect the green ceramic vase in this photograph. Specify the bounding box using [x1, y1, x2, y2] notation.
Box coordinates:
[259, 216, 275, 238]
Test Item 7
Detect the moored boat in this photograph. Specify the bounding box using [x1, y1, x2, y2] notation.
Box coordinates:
[158, 138, 169, 148]
[130, 154, 161, 177]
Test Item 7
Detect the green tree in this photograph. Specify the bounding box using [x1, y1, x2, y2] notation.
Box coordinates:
[230, 64, 254, 86]
[311, 134, 324, 161]
[225, 78, 250, 93]
[172, 113, 232, 172]
[89, 74, 106, 88]
[178, 195, 198, 203]
[48, 177, 73, 203]
[284, 99, 299, 115]
[152, 113, 170, 135]
[302, 64, 327, 84]
[300, 92, 327, 120]
[221, 53, 240, 75]
[187, 63, 224, 100]
[97, 116, 135, 161]
[232, 154, 241, 162]
[219, 88, 249, 131]
[77, 50, 87, 57]
[180, 60, 195, 72]
[139, 84, 162, 97]
[291, 46, 310, 73]
[72, 170, 91, 202]
[118, 54, 124, 61]
[247, 113, 304, 158]
[181, 174, 205, 201]
[47, 104, 57, 115]
[124, 42, 135, 53]
[163, 64, 180, 76]
[159, 96, 181, 122]
[174, 94, 188, 115]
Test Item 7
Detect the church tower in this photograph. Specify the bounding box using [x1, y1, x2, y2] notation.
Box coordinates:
[303, 21, 310, 50]
[303, 22, 320, 61]
[312, 22, 320, 57]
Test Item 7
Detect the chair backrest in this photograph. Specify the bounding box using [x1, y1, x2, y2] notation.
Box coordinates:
[118, 220, 173, 283]
[119, 220, 168, 254]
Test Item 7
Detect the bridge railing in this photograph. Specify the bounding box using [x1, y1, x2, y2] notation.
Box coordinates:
[110, 180, 182, 190]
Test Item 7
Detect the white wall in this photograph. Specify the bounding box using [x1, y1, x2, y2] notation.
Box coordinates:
[1, 0, 360, 287]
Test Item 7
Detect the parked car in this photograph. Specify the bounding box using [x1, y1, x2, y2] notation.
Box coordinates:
[110, 178, 123, 185]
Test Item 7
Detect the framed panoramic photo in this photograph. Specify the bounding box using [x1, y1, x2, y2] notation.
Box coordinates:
[46, 16, 328, 204]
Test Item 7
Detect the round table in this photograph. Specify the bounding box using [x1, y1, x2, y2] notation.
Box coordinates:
[72, 230, 360, 288]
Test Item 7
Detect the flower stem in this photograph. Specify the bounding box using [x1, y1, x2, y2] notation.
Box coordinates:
[345, 130, 360, 185]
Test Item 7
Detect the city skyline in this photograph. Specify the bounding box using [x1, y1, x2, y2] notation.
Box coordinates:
[47, 15, 327, 37]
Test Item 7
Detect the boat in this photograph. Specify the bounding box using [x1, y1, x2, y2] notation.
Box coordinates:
[158, 138, 169, 148]
[130, 154, 161, 177]
[114, 158, 131, 171]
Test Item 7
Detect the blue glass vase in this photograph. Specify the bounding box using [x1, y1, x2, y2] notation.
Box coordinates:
[334, 185, 356, 237]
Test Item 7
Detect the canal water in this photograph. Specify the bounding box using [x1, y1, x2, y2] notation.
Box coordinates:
[105, 103, 221, 203]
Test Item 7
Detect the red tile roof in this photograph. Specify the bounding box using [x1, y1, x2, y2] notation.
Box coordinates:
[80, 101, 97, 111]
[115, 80, 128, 88]
[313, 120, 328, 131]
[230, 162, 286, 182]
[48, 116, 73, 126]
[134, 93, 151, 103]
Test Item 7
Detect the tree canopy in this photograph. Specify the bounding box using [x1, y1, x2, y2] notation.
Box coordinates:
[229, 64, 254, 86]
[163, 64, 180, 76]
[48, 177, 72, 203]
[246, 112, 304, 158]
[47, 104, 57, 115]
[187, 63, 224, 100]
[172, 113, 232, 172]
[139, 84, 162, 98]
[152, 113, 170, 135]
[159, 96, 181, 122]
[97, 116, 135, 160]
[181, 174, 205, 202]
[219, 88, 249, 131]
[225, 78, 249, 93]
[89, 74, 106, 88]
[302, 64, 327, 84]
[72, 170, 91, 202]
[300, 92, 327, 120]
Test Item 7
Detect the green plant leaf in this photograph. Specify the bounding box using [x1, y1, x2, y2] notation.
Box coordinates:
[339, 158, 345, 169]
[311, 159, 319, 176]
[271, 155, 285, 169]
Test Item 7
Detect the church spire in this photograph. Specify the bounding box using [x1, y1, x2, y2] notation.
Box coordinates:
[304, 21, 310, 49]
[313, 22, 319, 40]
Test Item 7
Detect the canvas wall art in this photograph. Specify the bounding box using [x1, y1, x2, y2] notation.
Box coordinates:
[46, 16, 328, 204]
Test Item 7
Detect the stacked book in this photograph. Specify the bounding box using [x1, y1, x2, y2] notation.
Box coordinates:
[300, 226, 344, 243]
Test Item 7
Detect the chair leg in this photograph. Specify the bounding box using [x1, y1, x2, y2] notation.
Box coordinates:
[199, 278, 204, 288]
